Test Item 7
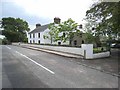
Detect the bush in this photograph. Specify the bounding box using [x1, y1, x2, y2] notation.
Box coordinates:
[2, 38, 11, 45]
[93, 47, 108, 53]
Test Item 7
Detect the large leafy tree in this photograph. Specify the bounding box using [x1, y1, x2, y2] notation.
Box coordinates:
[43, 23, 59, 44]
[1, 17, 30, 42]
[85, 1, 120, 41]
[44, 18, 80, 45]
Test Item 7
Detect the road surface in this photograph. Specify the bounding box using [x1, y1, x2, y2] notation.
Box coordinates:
[1, 45, 118, 88]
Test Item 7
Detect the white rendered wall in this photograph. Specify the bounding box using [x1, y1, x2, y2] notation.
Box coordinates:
[28, 29, 51, 44]
[13, 43, 110, 59]
[41, 44, 109, 59]
[93, 51, 110, 59]
[42, 28, 69, 45]
[28, 28, 70, 45]
[28, 33, 33, 43]
[42, 29, 51, 44]
[81, 44, 93, 59]
[28, 44, 84, 56]
[28, 33, 39, 43]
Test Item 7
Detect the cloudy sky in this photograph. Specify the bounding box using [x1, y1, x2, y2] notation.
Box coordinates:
[1, 0, 95, 30]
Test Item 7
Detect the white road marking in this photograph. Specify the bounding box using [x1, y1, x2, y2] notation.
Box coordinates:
[6, 46, 11, 50]
[15, 51, 55, 74]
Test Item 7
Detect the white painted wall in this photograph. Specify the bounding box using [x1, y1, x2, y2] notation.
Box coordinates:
[40, 44, 110, 59]
[93, 52, 110, 59]
[13, 43, 110, 59]
[28, 29, 51, 44]
[37, 45, 84, 56]
[41, 28, 51, 44]
[81, 44, 110, 59]
[81, 44, 93, 59]
[28, 33, 41, 43]
[28, 28, 69, 45]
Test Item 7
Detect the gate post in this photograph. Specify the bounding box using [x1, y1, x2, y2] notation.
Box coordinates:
[81, 44, 93, 59]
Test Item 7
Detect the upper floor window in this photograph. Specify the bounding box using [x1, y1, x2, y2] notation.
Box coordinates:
[33, 33, 35, 38]
[38, 33, 40, 38]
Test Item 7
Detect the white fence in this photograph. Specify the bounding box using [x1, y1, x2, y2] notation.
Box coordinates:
[12, 43, 110, 59]
[93, 51, 110, 59]
[30, 44, 84, 56]
[81, 44, 110, 59]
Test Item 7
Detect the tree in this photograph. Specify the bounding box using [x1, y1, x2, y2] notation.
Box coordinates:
[85, 1, 120, 42]
[1, 17, 30, 42]
[84, 31, 94, 44]
[84, 23, 102, 46]
[43, 23, 59, 44]
[1, 37, 9, 45]
[44, 18, 80, 45]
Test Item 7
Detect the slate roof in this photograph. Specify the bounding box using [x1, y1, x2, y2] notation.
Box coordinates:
[28, 24, 49, 34]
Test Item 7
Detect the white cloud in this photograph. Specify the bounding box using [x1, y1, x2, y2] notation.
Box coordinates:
[11, 0, 94, 24]
[29, 24, 36, 31]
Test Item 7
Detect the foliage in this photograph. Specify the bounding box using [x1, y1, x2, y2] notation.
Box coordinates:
[93, 47, 107, 53]
[58, 18, 79, 43]
[44, 18, 80, 44]
[2, 38, 8, 45]
[84, 29, 95, 44]
[43, 23, 59, 44]
[1, 37, 10, 45]
[1, 17, 30, 42]
[85, 1, 120, 42]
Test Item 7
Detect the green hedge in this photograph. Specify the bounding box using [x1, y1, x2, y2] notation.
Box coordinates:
[93, 47, 109, 53]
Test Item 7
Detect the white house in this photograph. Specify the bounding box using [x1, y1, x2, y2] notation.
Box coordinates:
[28, 24, 51, 44]
[28, 17, 85, 46]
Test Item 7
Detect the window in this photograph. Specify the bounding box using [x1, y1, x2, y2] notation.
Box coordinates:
[33, 33, 35, 38]
[82, 40, 84, 44]
[74, 40, 77, 45]
[30, 34, 31, 38]
[38, 40, 40, 44]
[38, 33, 40, 38]
[58, 42, 61, 45]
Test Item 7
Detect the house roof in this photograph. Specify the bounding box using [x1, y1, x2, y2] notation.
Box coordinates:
[28, 24, 49, 34]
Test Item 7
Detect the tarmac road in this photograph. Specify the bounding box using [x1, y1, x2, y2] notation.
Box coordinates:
[1, 45, 118, 88]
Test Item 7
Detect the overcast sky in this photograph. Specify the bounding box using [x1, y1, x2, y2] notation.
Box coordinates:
[1, 0, 95, 30]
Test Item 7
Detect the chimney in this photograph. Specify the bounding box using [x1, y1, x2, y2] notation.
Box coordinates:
[54, 17, 61, 24]
[36, 24, 41, 28]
